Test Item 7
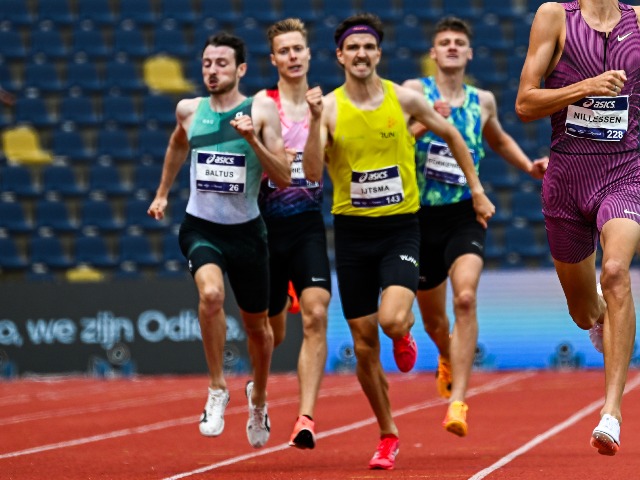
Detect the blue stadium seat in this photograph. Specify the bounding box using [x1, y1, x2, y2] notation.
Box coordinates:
[141, 93, 176, 126]
[59, 95, 100, 127]
[104, 57, 147, 93]
[74, 234, 118, 268]
[34, 199, 79, 233]
[118, 233, 161, 267]
[0, 235, 29, 271]
[0, 0, 34, 26]
[441, 0, 480, 20]
[96, 127, 137, 163]
[41, 164, 88, 198]
[30, 24, 69, 59]
[169, 195, 188, 224]
[79, 198, 124, 232]
[504, 224, 547, 259]
[472, 21, 511, 52]
[112, 24, 151, 58]
[483, 0, 524, 20]
[0, 28, 27, 60]
[77, 0, 117, 25]
[138, 126, 170, 161]
[23, 61, 65, 93]
[152, 24, 192, 57]
[321, 0, 356, 20]
[124, 197, 168, 231]
[393, 22, 429, 55]
[87, 164, 131, 197]
[102, 94, 141, 127]
[132, 164, 163, 194]
[383, 55, 420, 84]
[240, 0, 280, 23]
[467, 54, 507, 87]
[51, 124, 94, 164]
[480, 153, 518, 190]
[361, 0, 402, 22]
[235, 26, 271, 56]
[511, 190, 544, 224]
[174, 165, 190, 195]
[118, 0, 158, 25]
[279, 0, 319, 22]
[161, 231, 185, 264]
[36, 0, 75, 25]
[484, 227, 504, 261]
[71, 25, 111, 59]
[29, 234, 75, 269]
[159, 0, 198, 24]
[193, 19, 219, 48]
[400, 0, 443, 21]
[486, 192, 511, 225]
[0, 165, 41, 198]
[14, 96, 57, 128]
[0, 63, 19, 95]
[66, 60, 104, 93]
[0, 200, 33, 233]
[200, 0, 240, 25]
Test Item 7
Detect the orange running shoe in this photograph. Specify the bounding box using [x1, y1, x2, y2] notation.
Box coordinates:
[435, 355, 452, 399]
[392, 332, 417, 372]
[287, 281, 300, 314]
[443, 401, 468, 437]
[368, 435, 399, 470]
[288, 415, 316, 449]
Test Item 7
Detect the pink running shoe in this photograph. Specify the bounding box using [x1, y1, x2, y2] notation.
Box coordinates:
[393, 332, 417, 372]
[368, 435, 399, 470]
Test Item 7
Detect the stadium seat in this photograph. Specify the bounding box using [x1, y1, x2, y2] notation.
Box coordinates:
[279, 0, 319, 22]
[0, 235, 29, 271]
[240, 0, 280, 23]
[484, 227, 504, 261]
[76, 0, 117, 26]
[143, 56, 195, 94]
[118, 0, 157, 25]
[161, 231, 186, 268]
[66, 60, 104, 92]
[483, 0, 525, 20]
[193, 19, 219, 48]
[441, 0, 480, 20]
[30, 23, 69, 59]
[138, 126, 170, 161]
[95, 127, 137, 163]
[152, 23, 192, 58]
[480, 153, 518, 190]
[1, 126, 53, 165]
[486, 192, 511, 225]
[361, 0, 401, 22]
[393, 22, 429, 56]
[0, 63, 19, 95]
[29, 234, 75, 269]
[504, 224, 547, 259]
[87, 164, 131, 197]
[51, 123, 94, 164]
[511, 190, 544, 224]
[36, 0, 75, 25]
[141, 94, 176, 127]
[400, 0, 443, 21]
[159, 0, 198, 24]
[34, 199, 79, 233]
[200, 0, 240, 25]
[14, 96, 57, 128]
[131, 164, 163, 194]
[59, 95, 101, 127]
[102, 94, 141, 127]
[0, 200, 33, 233]
[0, 0, 33, 25]
[169, 195, 188, 224]
[471, 21, 511, 52]
[0, 27, 27, 60]
[0, 165, 41, 198]
[104, 57, 147, 93]
[124, 197, 168, 231]
[74, 234, 118, 268]
[70, 25, 111, 60]
[234, 26, 271, 56]
[118, 233, 161, 267]
[383, 55, 420, 84]
[23, 61, 65, 93]
[112, 23, 151, 58]
[321, 0, 356, 20]
[79, 198, 124, 232]
[41, 165, 87, 198]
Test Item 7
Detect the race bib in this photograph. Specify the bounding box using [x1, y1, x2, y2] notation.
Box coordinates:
[424, 141, 472, 186]
[268, 151, 319, 189]
[350, 165, 404, 208]
[565, 96, 628, 141]
[195, 150, 246, 193]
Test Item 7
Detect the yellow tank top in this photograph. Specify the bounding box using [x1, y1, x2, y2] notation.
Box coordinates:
[326, 79, 418, 217]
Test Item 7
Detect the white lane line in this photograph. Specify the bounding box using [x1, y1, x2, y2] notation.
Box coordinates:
[163, 371, 536, 480]
[467, 372, 640, 480]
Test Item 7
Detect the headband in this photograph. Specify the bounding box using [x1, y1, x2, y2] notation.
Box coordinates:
[336, 25, 380, 48]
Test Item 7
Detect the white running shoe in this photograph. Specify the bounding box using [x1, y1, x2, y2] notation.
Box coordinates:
[199, 387, 230, 437]
[591, 414, 620, 456]
[245, 380, 270, 448]
[589, 283, 604, 353]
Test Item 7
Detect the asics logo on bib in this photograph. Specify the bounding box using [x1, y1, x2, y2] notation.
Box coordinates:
[359, 171, 389, 182]
[206, 155, 236, 165]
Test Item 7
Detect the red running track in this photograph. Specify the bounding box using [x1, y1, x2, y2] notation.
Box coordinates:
[1, 370, 639, 479]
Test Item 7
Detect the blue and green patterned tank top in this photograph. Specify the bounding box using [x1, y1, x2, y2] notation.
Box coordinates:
[415, 76, 484, 206]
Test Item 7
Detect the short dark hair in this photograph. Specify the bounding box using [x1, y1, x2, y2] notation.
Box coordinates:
[433, 16, 473, 42]
[203, 32, 247, 66]
[334, 12, 384, 48]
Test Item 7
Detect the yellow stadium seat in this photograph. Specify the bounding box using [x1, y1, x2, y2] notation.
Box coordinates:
[143, 55, 195, 94]
[2, 125, 53, 165]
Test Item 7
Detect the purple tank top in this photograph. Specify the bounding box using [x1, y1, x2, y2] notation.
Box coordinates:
[545, 1, 640, 154]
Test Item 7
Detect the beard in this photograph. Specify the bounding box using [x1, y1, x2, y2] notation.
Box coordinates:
[206, 77, 237, 95]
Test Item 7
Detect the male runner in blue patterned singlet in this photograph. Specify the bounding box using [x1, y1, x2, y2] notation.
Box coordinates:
[517, 0, 640, 456]
[403, 16, 548, 438]
[147, 32, 291, 449]
[256, 18, 331, 450]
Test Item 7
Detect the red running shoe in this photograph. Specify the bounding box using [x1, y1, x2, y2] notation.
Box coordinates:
[288, 415, 316, 449]
[369, 435, 399, 470]
[287, 281, 300, 314]
[393, 332, 417, 372]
